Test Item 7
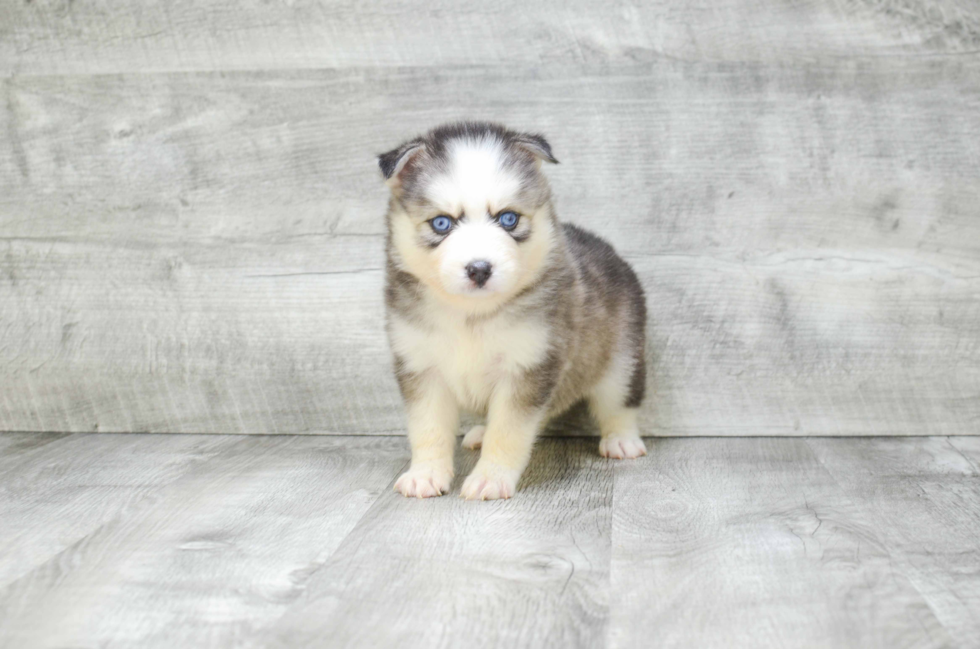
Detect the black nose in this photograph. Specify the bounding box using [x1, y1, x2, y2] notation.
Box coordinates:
[465, 260, 493, 287]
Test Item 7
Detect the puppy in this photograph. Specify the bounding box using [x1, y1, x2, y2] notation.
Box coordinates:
[379, 122, 647, 500]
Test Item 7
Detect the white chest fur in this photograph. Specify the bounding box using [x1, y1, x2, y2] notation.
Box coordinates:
[388, 305, 550, 413]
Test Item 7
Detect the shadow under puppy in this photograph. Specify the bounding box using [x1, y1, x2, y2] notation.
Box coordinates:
[380, 122, 647, 500]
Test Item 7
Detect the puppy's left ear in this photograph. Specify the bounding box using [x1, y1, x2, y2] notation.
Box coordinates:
[514, 132, 559, 165]
[378, 138, 425, 188]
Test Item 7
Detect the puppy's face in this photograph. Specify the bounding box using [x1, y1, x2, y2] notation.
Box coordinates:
[380, 123, 559, 313]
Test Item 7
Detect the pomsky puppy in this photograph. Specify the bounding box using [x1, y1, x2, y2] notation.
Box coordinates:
[379, 122, 647, 500]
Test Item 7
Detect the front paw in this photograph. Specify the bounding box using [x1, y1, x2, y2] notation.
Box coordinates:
[394, 463, 454, 498]
[599, 434, 647, 459]
[460, 461, 520, 500]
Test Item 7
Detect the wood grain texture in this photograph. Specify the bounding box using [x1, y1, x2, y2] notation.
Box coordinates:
[261, 439, 613, 649]
[608, 437, 954, 648]
[3, 434, 979, 648]
[2, 0, 979, 76]
[949, 435, 980, 465]
[0, 431, 70, 469]
[0, 435, 408, 649]
[2, 1, 980, 436]
[2, 58, 978, 435]
[808, 437, 980, 643]
[0, 433, 237, 589]
[0, 237, 402, 434]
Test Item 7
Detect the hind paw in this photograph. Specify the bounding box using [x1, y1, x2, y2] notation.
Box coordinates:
[599, 434, 647, 460]
[461, 425, 485, 450]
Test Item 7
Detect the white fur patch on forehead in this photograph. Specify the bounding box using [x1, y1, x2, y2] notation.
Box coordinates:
[425, 137, 521, 215]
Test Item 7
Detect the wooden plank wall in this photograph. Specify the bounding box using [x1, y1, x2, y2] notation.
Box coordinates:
[1, 1, 978, 435]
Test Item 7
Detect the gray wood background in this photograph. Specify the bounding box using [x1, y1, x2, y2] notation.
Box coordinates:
[1, 1, 978, 436]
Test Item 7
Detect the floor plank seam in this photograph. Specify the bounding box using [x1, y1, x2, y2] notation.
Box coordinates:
[802, 438, 963, 644]
[250, 455, 413, 641]
[945, 437, 980, 473]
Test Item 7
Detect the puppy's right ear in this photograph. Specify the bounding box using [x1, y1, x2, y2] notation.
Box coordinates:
[378, 138, 425, 188]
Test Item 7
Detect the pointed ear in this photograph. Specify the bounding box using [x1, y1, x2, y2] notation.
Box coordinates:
[378, 138, 425, 186]
[514, 132, 559, 164]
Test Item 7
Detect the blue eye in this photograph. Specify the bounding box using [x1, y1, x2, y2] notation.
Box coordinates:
[430, 216, 453, 234]
[498, 211, 519, 230]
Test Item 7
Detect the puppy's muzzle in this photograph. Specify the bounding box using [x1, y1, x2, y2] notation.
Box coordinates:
[465, 260, 493, 288]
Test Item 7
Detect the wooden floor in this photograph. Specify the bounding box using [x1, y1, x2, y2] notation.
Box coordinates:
[1, 433, 978, 648]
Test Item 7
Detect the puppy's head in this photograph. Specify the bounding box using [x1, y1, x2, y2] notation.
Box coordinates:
[379, 122, 559, 313]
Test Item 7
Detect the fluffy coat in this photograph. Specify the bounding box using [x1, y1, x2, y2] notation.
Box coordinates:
[379, 122, 647, 500]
